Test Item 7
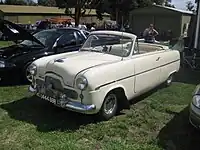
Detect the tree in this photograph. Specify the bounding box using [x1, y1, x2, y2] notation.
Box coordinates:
[55, 0, 101, 26]
[96, 0, 165, 24]
[4, 0, 27, 5]
[55, 0, 165, 26]
[26, 0, 37, 6]
[38, 0, 57, 7]
[165, 1, 175, 8]
[186, 1, 195, 11]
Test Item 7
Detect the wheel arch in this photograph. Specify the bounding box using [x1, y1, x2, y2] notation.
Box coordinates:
[101, 84, 130, 110]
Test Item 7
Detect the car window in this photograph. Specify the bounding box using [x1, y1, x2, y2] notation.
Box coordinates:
[57, 32, 77, 47]
[81, 34, 133, 57]
[76, 31, 85, 44]
[133, 39, 139, 55]
[21, 30, 62, 47]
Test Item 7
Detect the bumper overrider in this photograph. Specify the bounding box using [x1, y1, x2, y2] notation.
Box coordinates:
[189, 103, 200, 129]
[28, 85, 96, 113]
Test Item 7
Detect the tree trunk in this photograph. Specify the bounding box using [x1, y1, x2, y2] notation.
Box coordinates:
[116, 7, 119, 25]
[75, 0, 81, 27]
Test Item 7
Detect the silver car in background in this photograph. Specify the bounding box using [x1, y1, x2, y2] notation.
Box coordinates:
[189, 85, 200, 128]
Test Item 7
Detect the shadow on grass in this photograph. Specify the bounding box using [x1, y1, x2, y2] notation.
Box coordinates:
[0, 96, 98, 132]
[174, 67, 200, 85]
[157, 106, 200, 150]
[0, 86, 161, 132]
[0, 76, 28, 87]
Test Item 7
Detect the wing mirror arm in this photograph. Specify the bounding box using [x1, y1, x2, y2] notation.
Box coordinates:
[53, 37, 60, 53]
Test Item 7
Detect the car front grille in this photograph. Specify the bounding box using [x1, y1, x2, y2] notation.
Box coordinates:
[36, 77, 78, 99]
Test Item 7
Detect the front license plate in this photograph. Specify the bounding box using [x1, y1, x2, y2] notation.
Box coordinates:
[36, 93, 56, 104]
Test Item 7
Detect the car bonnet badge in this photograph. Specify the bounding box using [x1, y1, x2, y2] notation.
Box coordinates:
[54, 58, 64, 63]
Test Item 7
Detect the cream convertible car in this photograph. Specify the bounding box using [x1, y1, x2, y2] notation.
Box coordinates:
[28, 31, 180, 120]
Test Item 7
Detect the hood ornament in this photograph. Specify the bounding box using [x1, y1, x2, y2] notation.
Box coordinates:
[54, 58, 64, 63]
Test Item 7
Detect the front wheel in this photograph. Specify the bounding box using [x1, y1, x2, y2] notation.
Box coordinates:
[98, 92, 118, 121]
[21, 62, 32, 83]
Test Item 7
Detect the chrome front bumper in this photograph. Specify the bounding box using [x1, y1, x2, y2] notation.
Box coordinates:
[28, 85, 96, 114]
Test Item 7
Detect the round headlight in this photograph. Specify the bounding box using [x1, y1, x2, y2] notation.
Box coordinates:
[192, 95, 200, 108]
[28, 64, 37, 76]
[76, 76, 88, 90]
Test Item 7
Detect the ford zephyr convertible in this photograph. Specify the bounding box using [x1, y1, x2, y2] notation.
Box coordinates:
[28, 30, 180, 120]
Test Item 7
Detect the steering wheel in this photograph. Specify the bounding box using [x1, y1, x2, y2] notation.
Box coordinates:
[123, 49, 129, 56]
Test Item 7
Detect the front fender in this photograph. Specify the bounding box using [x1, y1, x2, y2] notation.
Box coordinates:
[90, 82, 129, 112]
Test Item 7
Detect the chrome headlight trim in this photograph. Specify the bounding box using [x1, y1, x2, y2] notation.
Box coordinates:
[28, 64, 37, 76]
[0, 61, 15, 68]
[192, 95, 200, 109]
[0, 61, 5, 68]
[76, 76, 88, 90]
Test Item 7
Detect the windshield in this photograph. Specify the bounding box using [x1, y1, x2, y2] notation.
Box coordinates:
[80, 34, 133, 57]
[20, 30, 63, 47]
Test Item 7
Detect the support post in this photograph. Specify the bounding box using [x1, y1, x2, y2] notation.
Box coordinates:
[194, 0, 200, 49]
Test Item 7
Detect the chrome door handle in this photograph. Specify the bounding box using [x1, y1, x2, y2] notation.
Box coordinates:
[156, 57, 160, 61]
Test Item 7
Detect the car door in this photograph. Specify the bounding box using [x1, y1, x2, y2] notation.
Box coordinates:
[133, 45, 162, 94]
[55, 31, 80, 53]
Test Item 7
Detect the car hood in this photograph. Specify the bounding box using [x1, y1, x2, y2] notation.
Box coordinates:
[0, 19, 45, 47]
[44, 51, 121, 87]
[0, 44, 43, 59]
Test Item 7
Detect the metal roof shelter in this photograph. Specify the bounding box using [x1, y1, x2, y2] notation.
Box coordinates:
[194, 0, 200, 49]
[129, 4, 194, 40]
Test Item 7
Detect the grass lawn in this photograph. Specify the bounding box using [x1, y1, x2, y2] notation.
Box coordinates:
[0, 41, 14, 47]
[1, 41, 200, 150]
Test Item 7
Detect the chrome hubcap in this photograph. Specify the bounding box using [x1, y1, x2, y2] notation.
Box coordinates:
[26, 68, 33, 82]
[103, 94, 117, 115]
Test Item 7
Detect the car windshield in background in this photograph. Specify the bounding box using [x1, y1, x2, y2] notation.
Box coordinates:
[80, 34, 133, 57]
[20, 30, 63, 47]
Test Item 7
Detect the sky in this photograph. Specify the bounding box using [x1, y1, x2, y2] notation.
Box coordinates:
[171, 0, 195, 10]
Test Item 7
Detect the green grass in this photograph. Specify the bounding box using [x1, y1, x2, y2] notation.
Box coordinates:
[1, 41, 200, 150]
[0, 41, 14, 47]
[1, 72, 200, 150]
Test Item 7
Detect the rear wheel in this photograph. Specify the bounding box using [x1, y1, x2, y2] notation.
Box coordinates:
[165, 74, 174, 87]
[98, 92, 118, 121]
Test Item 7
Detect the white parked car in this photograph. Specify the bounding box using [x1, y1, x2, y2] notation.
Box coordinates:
[28, 30, 180, 120]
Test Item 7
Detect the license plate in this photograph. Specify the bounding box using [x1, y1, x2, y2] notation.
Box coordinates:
[36, 93, 56, 104]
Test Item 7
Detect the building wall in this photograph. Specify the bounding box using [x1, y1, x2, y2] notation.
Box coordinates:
[130, 14, 154, 36]
[154, 14, 181, 39]
[129, 6, 193, 40]
[79, 15, 110, 26]
[3, 13, 68, 24]
[4, 15, 18, 23]
[181, 14, 191, 36]
[0, 11, 3, 19]
[130, 13, 181, 39]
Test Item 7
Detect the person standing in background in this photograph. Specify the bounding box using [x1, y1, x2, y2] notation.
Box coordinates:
[143, 24, 159, 43]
